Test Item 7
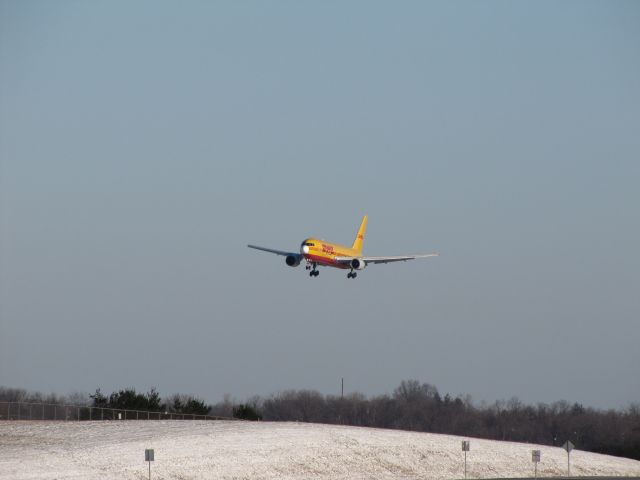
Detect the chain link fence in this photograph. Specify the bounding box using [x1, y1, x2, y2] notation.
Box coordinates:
[0, 401, 234, 421]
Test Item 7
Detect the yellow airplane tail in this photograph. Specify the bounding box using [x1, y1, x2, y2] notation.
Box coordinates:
[352, 215, 368, 253]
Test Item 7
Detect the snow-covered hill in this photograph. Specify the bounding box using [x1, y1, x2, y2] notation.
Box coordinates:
[1, 420, 639, 479]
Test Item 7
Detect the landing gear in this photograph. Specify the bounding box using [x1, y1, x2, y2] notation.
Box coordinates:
[347, 270, 357, 279]
[309, 263, 319, 277]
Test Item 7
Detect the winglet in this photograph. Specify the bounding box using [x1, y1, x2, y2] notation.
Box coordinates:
[351, 215, 368, 254]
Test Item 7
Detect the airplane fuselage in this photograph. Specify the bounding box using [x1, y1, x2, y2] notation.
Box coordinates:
[300, 238, 359, 269]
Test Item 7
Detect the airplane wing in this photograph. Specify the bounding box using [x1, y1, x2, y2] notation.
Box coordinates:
[333, 253, 439, 265]
[247, 244, 296, 256]
[363, 253, 439, 264]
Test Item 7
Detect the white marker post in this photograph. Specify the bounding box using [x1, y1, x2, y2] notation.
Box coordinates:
[462, 440, 470, 479]
[563, 441, 574, 476]
[532, 450, 541, 479]
[145, 449, 154, 480]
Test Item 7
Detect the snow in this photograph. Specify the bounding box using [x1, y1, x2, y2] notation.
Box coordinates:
[1, 420, 639, 480]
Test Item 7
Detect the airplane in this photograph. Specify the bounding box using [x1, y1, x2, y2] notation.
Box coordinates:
[248, 215, 438, 279]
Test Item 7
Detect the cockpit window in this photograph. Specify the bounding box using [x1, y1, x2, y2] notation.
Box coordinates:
[302, 242, 315, 247]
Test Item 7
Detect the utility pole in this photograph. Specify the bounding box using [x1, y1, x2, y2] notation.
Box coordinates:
[341, 378, 344, 399]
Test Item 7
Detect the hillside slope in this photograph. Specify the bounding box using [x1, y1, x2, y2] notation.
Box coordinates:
[1, 420, 639, 479]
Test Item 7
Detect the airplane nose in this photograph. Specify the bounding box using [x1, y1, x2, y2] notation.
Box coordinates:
[301, 245, 309, 254]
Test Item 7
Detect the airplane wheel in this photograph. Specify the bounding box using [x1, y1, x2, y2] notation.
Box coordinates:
[347, 272, 352, 279]
[309, 271, 314, 277]
[314, 271, 319, 277]
[352, 272, 357, 278]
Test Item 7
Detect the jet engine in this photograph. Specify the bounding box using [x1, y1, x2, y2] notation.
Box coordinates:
[350, 258, 366, 270]
[285, 254, 302, 267]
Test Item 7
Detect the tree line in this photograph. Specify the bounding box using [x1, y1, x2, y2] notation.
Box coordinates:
[90, 388, 211, 415]
[2, 381, 638, 460]
[0, 386, 211, 416]
[210, 380, 640, 461]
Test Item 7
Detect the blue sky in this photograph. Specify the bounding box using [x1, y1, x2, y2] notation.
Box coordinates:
[1, 1, 639, 408]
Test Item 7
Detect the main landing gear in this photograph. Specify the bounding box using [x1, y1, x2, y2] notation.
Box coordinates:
[307, 262, 319, 277]
[347, 270, 357, 279]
